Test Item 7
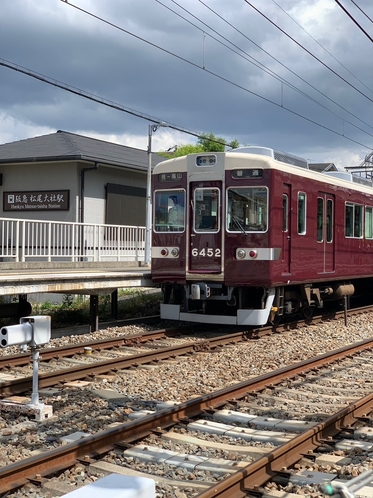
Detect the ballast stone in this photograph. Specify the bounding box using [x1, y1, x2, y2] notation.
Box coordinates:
[61, 473, 155, 498]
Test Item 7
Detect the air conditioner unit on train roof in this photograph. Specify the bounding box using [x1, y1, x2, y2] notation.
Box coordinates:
[231, 146, 309, 169]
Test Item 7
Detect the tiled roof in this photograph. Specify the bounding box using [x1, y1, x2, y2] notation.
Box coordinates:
[0, 130, 164, 171]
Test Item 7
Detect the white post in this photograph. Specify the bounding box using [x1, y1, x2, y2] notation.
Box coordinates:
[30, 348, 41, 406]
[145, 124, 153, 266]
[145, 122, 168, 265]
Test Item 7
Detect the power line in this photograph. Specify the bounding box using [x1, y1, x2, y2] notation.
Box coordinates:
[270, 0, 373, 96]
[0, 58, 230, 148]
[5, 53, 369, 151]
[58, 1, 373, 149]
[7, 2, 370, 151]
[348, 0, 373, 24]
[244, 1, 373, 104]
[187, 0, 373, 135]
[334, 0, 373, 43]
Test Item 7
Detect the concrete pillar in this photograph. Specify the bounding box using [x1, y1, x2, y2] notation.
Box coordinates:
[111, 289, 118, 320]
[90, 295, 99, 332]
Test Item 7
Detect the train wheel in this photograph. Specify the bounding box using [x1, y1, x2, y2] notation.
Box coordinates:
[302, 305, 315, 320]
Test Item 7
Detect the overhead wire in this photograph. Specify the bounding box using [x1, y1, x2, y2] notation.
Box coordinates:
[0, 58, 229, 147]
[17, 0, 370, 150]
[270, 0, 373, 96]
[334, 0, 373, 43]
[348, 0, 373, 24]
[187, 0, 373, 134]
[244, 0, 373, 104]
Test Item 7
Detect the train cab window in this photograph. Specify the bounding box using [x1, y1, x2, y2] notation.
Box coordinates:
[153, 189, 185, 232]
[227, 187, 268, 232]
[345, 202, 363, 238]
[194, 188, 219, 232]
[366, 207, 373, 239]
[297, 192, 307, 235]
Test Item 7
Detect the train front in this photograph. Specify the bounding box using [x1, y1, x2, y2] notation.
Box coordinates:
[151, 151, 276, 326]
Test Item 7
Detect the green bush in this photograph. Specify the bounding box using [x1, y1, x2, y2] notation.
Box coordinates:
[31, 290, 162, 328]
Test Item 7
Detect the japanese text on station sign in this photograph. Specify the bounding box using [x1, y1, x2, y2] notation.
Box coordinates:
[3, 190, 70, 211]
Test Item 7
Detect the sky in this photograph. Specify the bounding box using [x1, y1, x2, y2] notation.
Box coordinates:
[1, 0, 373, 169]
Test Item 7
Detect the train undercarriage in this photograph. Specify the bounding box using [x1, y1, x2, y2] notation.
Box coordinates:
[160, 280, 357, 326]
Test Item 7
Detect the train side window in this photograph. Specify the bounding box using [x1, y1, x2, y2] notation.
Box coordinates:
[345, 203, 353, 237]
[317, 197, 323, 242]
[326, 199, 333, 242]
[282, 194, 288, 232]
[297, 192, 307, 235]
[354, 205, 363, 237]
[345, 202, 363, 238]
[366, 207, 373, 239]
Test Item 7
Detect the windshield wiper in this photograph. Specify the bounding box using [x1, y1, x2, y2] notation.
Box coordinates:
[232, 214, 248, 235]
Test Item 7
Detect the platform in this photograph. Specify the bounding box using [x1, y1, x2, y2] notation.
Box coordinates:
[0, 266, 152, 296]
[0, 264, 153, 332]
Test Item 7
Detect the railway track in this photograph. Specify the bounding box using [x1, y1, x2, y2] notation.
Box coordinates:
[2, 335, 373, 496]
[0, 305, 370, 399]
[0, 325, 256, 397]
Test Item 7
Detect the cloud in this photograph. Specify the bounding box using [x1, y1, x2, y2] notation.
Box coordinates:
[0, 0, 372, 167]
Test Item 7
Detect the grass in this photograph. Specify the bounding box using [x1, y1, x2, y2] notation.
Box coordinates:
[30, 289, 163, 328]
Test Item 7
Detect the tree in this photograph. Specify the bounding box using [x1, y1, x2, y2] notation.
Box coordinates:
[158, 132, 240, 158]
[198, 132, 239, 152]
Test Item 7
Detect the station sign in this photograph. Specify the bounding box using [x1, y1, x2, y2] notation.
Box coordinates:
[3, 190, 70, 211]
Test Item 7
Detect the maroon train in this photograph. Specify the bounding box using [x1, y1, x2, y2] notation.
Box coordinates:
[151, 146, 373, 325]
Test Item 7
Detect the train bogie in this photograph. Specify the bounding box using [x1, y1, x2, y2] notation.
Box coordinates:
[151, 147, 373, 326]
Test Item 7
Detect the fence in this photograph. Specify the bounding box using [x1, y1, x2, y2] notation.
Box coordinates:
[0, 218, 146, 263]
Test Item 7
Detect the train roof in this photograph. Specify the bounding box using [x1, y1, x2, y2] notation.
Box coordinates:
[230, 146, 309, 169]
[153, 147, 373, 196]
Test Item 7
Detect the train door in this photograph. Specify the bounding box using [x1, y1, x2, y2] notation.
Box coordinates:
[317, 192, 335, 273]
[188, 181, 222, 273]
[282, 184, 291, 274]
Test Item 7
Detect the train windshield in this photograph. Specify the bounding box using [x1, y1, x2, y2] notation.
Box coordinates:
[153, 189, 185, 232]
[227, 187, 268, 232]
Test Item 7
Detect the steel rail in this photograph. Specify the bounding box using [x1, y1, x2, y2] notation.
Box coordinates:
[196, 393, 373, 498]
[0, 324, 198, 368]
[2, 320, 373, 397]
[1, 336, 373, 494]
[1, 303, 370, 370]
[0, 327, 255, 396]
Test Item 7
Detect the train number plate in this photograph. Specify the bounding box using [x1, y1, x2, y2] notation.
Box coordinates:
[191, 248, 221, 257]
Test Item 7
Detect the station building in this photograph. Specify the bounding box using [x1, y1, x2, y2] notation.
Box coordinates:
[0, 130, 165, 226]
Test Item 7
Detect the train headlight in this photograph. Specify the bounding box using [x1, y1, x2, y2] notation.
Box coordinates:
[171, 247, 179, 257]
[249, 250, 257, 258]
[160, 248, 169, 256]
[236, 249, 246, 259]
[196, 155, 217, 167]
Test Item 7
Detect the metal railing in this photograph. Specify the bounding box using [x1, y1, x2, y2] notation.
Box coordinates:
[0, 218, 146, 262]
